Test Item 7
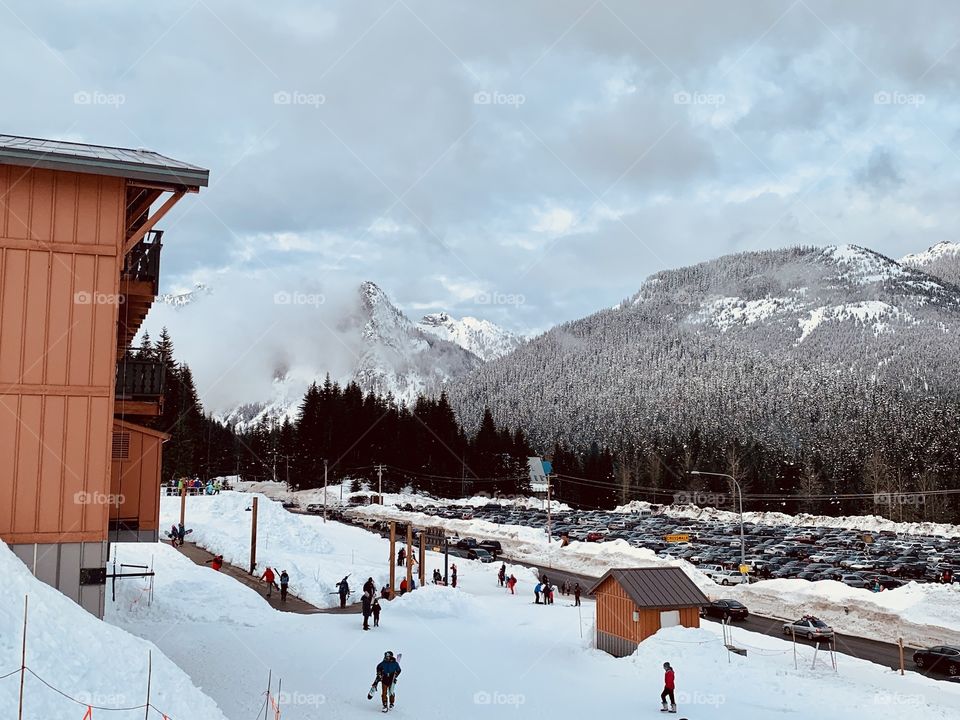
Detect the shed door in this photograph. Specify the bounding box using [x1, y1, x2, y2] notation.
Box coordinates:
[659, 610, 680, 628]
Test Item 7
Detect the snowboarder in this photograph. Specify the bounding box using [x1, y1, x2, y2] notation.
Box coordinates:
[372, 597, 381, 627]
[279, 570, 290, 602]
[573, 583, 581, 607]
[660, 661, 676, 713]
[498, 563, 506, 587]
[370, 650, 402, 712]
[205, 554, 223, 572]
[451, 563, 458, 588]
[337, 575, 351, 608]
[261, 567, 278, 597]
[397, 548, 406, 566]
[534, 582, 542, 604]
[362, 590, 373, 630]
[507, 574, 517, 594]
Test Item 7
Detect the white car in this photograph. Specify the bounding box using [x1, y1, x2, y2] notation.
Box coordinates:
[713, 569, 749, 586]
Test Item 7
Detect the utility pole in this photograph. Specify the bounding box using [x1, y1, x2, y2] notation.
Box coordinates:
[323, 459, 328, 523]
[249, 497, 259, 574]
[546, 474, 552, 544]
[377, 464, 383, 502]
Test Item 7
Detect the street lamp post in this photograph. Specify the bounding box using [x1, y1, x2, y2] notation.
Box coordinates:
[689, 470, 746, 569]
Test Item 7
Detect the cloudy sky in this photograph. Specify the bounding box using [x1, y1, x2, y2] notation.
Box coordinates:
[5, 1, 960, 402]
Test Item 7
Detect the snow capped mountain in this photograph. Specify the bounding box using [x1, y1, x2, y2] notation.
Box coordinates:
[449, 244, 960, 464]
[156, 282, 212, 308]
[901, 241, 960, 285]
[418, 312, 524, 360]
[217, 282, 483, 430]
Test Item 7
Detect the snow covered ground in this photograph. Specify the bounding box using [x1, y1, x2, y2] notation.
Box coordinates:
[106, 505, 960, 720]
[0, 540, 229, 720]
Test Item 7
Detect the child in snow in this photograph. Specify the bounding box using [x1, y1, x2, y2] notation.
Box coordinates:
[372, 650, 402, 711]
[372, 597, 381, 627]
[279, 570, 290, 602]
[534, 582, 542, 604]
[507, 574, 517, 594]
[660, 661, 676, 713]
[205, 554, 223, 571]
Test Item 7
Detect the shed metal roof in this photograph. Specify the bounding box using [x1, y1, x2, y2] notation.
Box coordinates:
[0, 135, 208, 188]
[588, 567, 709, 609]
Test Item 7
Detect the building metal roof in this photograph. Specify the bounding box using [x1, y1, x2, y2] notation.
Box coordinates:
[0, 134, 209, 188]
[588, 567, 709, 609]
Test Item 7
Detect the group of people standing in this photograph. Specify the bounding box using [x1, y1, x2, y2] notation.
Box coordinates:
[497, 562, 518, 593]
[259, 567, 290, 602]
[361, 576, 382, 630]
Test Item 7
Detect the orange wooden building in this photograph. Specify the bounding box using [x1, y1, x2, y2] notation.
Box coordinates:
[0, 135, 207, 616]
[589, 567, 709, 657]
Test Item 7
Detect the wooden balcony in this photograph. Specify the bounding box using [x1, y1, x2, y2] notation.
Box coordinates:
[117, 230, 162, 352]
[115, 352, 165, 417]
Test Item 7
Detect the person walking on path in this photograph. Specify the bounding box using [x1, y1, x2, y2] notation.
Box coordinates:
[534, 582, 542, 604]
[660, 661, 676, 713]
[507, 574, 517, 594]
[498, 563, 506, 587]
[451, 564, 458, 588]
[205, 554, 223, 571]
[573, 583, 581, 607]
[397, 548, 405, 567]
[370, 651, 402, 712]
[337, 575, 351, 608]
[362, 590, 373, 630]
[372, 597, 381, 627]
[260, 567, 278, 598]
[279, 570, 290, 603]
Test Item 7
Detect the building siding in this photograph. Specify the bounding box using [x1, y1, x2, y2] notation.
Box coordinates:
[594, 576, 702, 649]
[0, 166, 124, 546]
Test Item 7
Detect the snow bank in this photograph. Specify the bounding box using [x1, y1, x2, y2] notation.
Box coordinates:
[0, 541, 228, 720]
[389, 584, 485, 620]
[615, 499, 960, 538]
[723, 578, 960, 647]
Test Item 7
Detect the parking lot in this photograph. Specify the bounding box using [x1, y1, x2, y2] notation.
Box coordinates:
[378, 502, 959, 588]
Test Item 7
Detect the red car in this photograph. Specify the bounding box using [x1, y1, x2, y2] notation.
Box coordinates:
[586, 532, 605, 542]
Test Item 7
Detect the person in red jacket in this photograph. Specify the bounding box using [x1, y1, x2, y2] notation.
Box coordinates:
[660, 661, 676, 713]
[260, 567, 278, 598]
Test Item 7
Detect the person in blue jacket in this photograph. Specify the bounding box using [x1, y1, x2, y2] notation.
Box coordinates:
[373, 650, 402, 711]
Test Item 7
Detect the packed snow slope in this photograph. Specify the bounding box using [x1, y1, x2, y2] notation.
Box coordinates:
[107, 520, 960, 720]
[0, 540, 229, 720]
[448, 244, 960, 458]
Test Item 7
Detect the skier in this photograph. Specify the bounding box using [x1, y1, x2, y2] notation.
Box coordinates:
[279, 570, 290, 602]
[498, 563, 506, 587]
[205, 554, 223, 572]
[372, 597, 381, 627]
[534, 581, 542, 604]
[660, 661, 676, 713]
[507, 574, 517, 594]
[362, 590, 373, 631]
[337, 575, 351, 608]
[573, 583, 581, 607]
[450, 563, 458, 588]
[370, 650, 402, 712]
[260, 567, 278, 598]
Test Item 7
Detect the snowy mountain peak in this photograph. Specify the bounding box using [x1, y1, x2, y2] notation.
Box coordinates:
[418, 312, 524, 361]
[900, 242, 960, 285]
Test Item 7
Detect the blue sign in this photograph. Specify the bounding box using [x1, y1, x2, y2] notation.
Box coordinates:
[542, 461, 553, 475]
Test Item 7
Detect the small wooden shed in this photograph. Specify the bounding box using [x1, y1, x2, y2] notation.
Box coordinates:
[589, 567, 709, 657]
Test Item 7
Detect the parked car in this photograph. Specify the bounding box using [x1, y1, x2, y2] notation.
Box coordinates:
[714, 569, 749, 586]
[586, 532, 605, 542]
[467, 548, 495, 563]
[456, 537, 479, 550]
[913, 646, 960, 676]
[700, 599, 749, 621]
[478, 540, 503, 557]
[782, 616, 834, 640]
[281, 501, 298, 510]
[305, 503, 322, 514]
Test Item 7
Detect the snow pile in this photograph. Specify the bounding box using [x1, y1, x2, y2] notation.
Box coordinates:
[0, 540, 229, 720]
[162, 491, 391, 608]
[723, 579, 960, 648]
[615, 499, 960, 538]
[390, 584, 486, 620]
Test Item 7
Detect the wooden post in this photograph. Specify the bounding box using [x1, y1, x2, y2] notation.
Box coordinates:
[406, 525, 414, 589]
[144, 651, 152, 720]
[263, 669, 271, 720]
[418, 529, 426, 587]
[179, 483, 187, 526]
[389, 522, 396, 599]
[898, 637, 905, 675]
[275, 677, 282, 720]
[250, 497, 259, 574]
[17, 596, 27, 720]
